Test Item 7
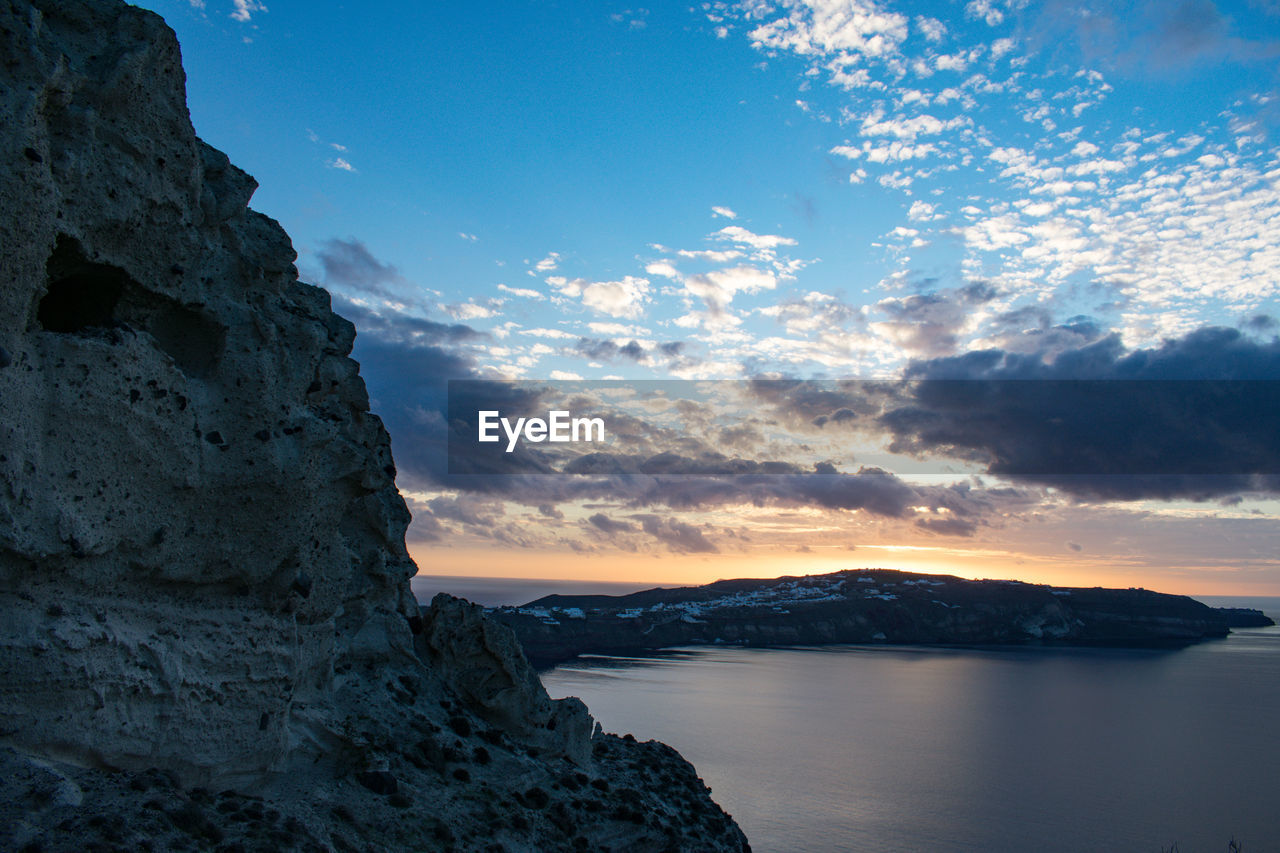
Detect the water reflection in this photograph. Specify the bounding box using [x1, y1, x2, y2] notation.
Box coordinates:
[544, 624, 1280, 853]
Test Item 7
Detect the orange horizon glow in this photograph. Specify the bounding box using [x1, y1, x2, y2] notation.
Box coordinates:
[410, 544, 1280, 598]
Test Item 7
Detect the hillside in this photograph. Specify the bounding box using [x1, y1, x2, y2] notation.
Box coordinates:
[489, 569, 1272, 667]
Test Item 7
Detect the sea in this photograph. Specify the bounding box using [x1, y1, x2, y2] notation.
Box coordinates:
[416, 577, 1280, 853]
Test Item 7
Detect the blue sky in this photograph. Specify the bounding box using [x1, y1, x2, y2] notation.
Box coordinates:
[136, 0, 1280, 593]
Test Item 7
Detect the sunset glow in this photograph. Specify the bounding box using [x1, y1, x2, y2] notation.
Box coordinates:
[141, 0, 1280, 598]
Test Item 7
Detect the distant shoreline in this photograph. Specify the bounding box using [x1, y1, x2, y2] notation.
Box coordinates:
[471, 568, 1275, 667]
[413, 571, 1280, 616]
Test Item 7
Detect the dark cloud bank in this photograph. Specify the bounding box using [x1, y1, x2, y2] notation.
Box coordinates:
[757, 328, 1280, 500]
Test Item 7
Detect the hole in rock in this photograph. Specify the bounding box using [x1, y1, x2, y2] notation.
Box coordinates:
[39, 236, 127, 333]
[147, 302, 226, 378]
[39, 235, 226, 377]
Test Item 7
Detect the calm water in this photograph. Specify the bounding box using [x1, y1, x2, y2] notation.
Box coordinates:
[543, 599, 1280, 853]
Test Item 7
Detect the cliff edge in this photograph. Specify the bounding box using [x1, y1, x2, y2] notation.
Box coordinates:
[0, 1, 748, 849]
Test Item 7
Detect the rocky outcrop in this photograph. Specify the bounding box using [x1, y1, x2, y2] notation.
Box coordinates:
[490, 569, 1270, 667]
[0, 1, 747, 849]
[419, 595, 595, 764]
[1213, 607, 1276, 628]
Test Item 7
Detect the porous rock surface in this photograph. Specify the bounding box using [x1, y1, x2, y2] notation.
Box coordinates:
[0, 1, 749, 849]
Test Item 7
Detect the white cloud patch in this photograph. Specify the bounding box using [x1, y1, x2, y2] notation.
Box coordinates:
[860, 110, 970, 139]
[684, 265, 777, 314]
[551, 275, 651, 318]
[964, 0, 1004, 26]
[990, 37, 1016, 59]
[445, 301, 501, 321]
[865, 141, 939, 162]
[747, 0, 910, 62]
[230, 0, 266, 22]
[715, 225, 798, 249]
[522, 328, 577, 340]
[497, 284, 544, 299]
[327, 157, 356, 173]
[712, 205, 738, 219]
[677, 248, 745, 262]
[588, 322, 649, 336]
[645, 260, 682, 280]
[907, 200, 938, 221]
[916, 16, 946, 42]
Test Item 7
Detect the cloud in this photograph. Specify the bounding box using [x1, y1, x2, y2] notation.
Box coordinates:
[535, 253, 561, 272]
[712, 206, 738, 219]
[714, 225, 799, 250]
[335, 297, 485, 347]
[887, 326, 1280, 499]
[327, 158, 356, 172]
[915, 516, 978, 536]
[427, 495, 502, 527]
[230, 0, 266, 22]
[588, 513, 635, 535]
[497, 284, 544, 299]
[859, 111, 970, 139]
[736, 325, 1280, 503]
[747, 0, 909, 63]
[907, 200, 939, 221]
[871, 282, 999, 358]
[684, 266, 778, 314]
[522, 328, 578, 340]
[444, 300, 503, 321]
[589, 322, 649, 336]
[676, 249, 745, 263]
[645, 260, 682, 280]
[916, 16, 946, 42]
[554, 452, 935, 519]
[611, 8, 649, 29]
[360, 369, 1055, 552]
[317, 238, 406, 299]
[404, 506, 444, 544]
[760, 291, 866, 340]
[637, 515, 719, 553]
[1244, 314, 1278, 333]
[965, 0, 1005, 26]
[576, 338, 648, 362]
[551, 275, 651, 318]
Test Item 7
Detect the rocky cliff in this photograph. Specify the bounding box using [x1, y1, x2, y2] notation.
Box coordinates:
[0, 1, 748, 849]
[490, 569, 1271, 667]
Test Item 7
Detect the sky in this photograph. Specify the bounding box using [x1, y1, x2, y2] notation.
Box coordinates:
[136, 0, 1280, 594]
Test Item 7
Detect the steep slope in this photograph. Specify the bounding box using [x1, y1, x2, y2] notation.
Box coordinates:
[0, 1, 747, 849]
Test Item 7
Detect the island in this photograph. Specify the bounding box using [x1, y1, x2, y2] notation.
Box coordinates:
[487, 569, 1274, 668]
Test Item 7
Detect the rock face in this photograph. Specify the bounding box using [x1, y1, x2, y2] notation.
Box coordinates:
[490, 569, 1268, 668]
[0, 1, 748, 849]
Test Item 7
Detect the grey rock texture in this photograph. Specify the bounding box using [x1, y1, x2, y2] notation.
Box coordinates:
[0, 1, 749, 849]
